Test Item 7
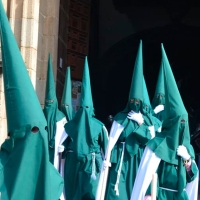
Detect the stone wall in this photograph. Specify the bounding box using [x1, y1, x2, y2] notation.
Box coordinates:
[0, 0, 61, 146]
[0, 0, 9, 146]
[36, 0, 60, 107]
[0, 67, 6, 147]
[56, 0, 70, 104]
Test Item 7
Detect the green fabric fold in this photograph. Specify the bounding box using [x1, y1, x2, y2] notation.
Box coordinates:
[61, 66, 75, 121]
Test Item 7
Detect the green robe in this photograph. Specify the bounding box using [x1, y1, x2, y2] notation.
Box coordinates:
[105, 115, 151, 200]
[155, 160, 198, 200]
[64, 118, 108, 200]
[104, 40, 151, 200]
[0, 126, 63, 200]
[131, 43, 198, 200]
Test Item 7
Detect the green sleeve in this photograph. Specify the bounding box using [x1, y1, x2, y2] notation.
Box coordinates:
[98, 126, 109, 155]
[134, 123, 152, 145]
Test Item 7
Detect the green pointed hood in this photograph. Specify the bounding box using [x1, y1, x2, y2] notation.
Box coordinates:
[152, 60, 166, 122]
[142, 77, 162, 130]
[43, 53, 65, 122]
[44, 54, 58, 106]
[0, 1, 46, 134]
[0, 2, 63, 199]
[152, 55, 165, 108]
[161, 44, 187, 118]
[64, 56, 105, 158]
[154, 63, 165, 97]
[143, 77, 151, 109]
[114, 41, 154, 156]
[120, 40, 143, 115]
[43, 54, 65, 163]
[142, 77, 153, 115]
[148, 43, 195, 194]
[147, 43, 194, 164]
[61, 67, 75, 121]
[80, 56, 94, 114]
[114, 40, 143, 127]
[128, 40, 143, 102]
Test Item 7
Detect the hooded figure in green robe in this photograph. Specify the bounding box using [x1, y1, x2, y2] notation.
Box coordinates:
[63, 57, 108, 200]
[152, 58, 166, 122]
[142, 77, 162, 134]
[60, 66, 75, 200]
[43, 54, 68, 200]
[130, 44, 198, 200]
[43, 54, 67, 165]
[61, 66, 75, 121]
[0, 1, 63, 199]
[96, 40, 154, 200]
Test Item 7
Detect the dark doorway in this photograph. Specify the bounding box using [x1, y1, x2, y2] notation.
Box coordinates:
[90, 25, 200, 126]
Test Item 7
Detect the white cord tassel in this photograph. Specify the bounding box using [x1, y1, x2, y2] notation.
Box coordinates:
[91, 152, 97, 180]
[114, 142, 125, 196]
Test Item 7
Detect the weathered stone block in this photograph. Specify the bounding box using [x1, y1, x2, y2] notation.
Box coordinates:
[41, 35, 56, 61]
[0, 92, 6, 119]
[40, 0, 48, 17]
[21, 18, 39, 49]
[37, 59, 48, 80]
[21, 46, 37, 72]
[37, 32, 43, 61]
[38, 13, 45, 34]
[10, 18, 22, 46]
[0, 118, 7, 146]
[35, 79, 46, 105]
[43, 16, 56, 36]
[10, 0, 23, 19]
[22, 0, 40, 21]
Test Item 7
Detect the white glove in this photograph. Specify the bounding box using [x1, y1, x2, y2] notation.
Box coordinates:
[127, 111, 144, 125]
[58, 145, 65, 153]
[103, 160, 111, 170]
[148, 126, 155, 139]
[154, 105, 164, 114]
[177, 145, 190, 161]
[157, 126, 162, 132]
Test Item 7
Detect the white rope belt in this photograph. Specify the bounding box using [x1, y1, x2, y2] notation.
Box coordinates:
[159, 187, 178, 192]
[159, 187, 186, 192]
[114, 142, 125, 196]
[91, 152, 96, 180]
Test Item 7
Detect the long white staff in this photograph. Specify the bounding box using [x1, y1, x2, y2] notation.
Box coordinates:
[96, 121, 124, 200]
